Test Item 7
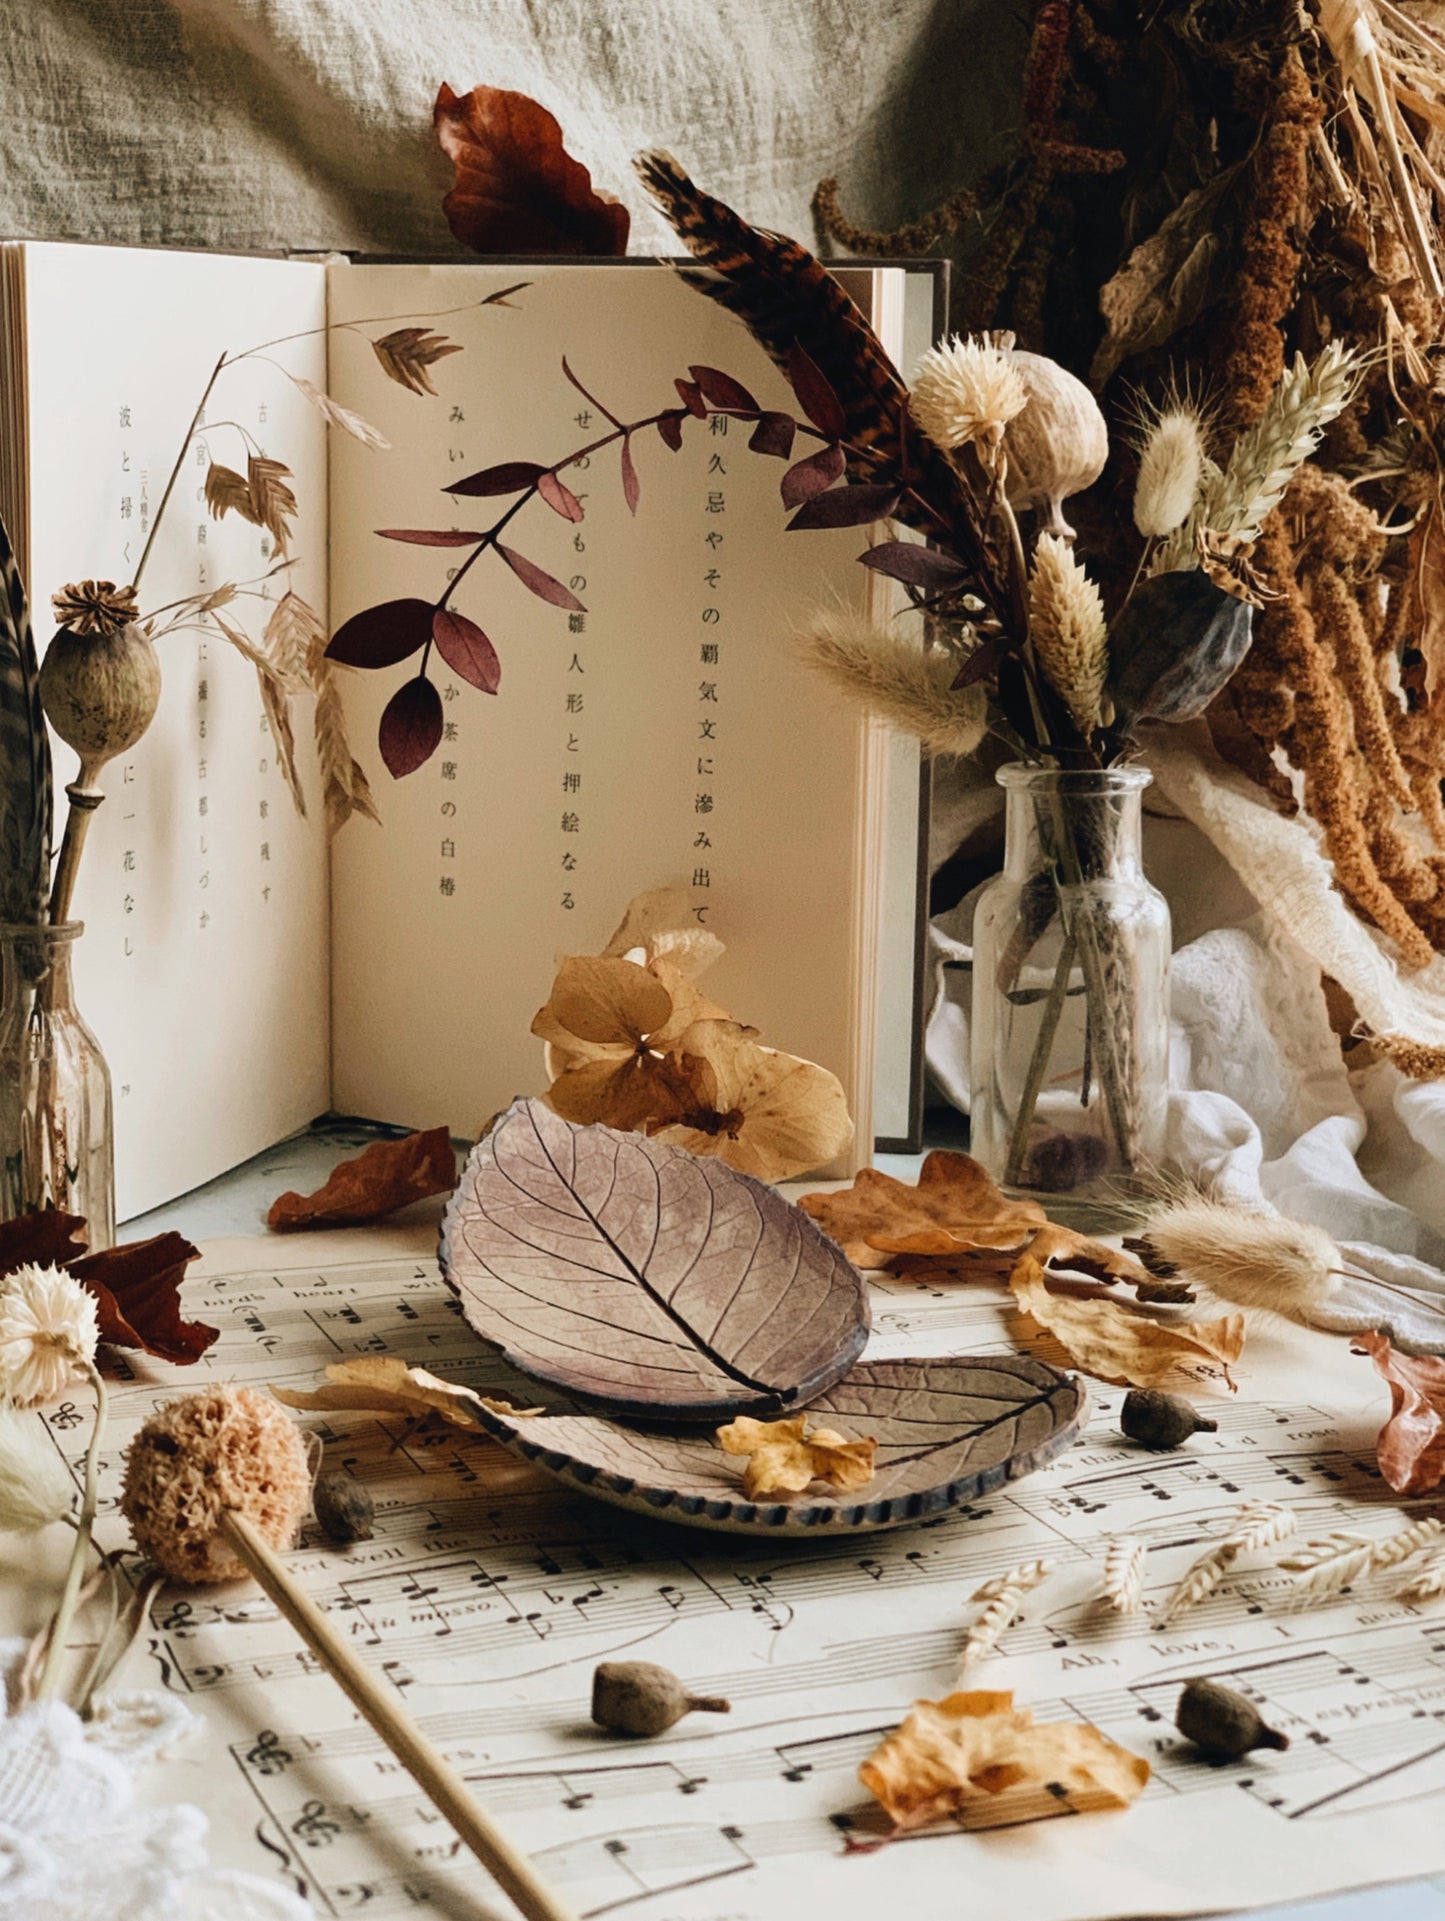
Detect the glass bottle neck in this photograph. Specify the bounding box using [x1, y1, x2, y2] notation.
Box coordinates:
[0, 923, 82, 1012]
[999, 771, 1148, 884]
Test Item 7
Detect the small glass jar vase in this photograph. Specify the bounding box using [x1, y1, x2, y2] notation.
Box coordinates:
[0, 921, 115, 1248]
[969, 765, 1170, 1217]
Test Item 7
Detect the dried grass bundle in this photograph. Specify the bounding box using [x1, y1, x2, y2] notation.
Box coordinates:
[1133, 1194, 1342, 1319]
[1027, 534, 1108, 733]
[796, 612, 987, 757]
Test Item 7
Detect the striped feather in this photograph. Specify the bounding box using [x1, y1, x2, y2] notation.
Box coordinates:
[634, 150, 974, 538]
[0, 511, 52, 925]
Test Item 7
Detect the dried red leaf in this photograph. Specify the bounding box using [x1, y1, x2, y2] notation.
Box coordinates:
[71, 1234, 214, 1365]
[376, 529, 486, 547]
[657, 412, 686, 452]
[749, 412, 797, 459]
[269, 1127, 458, 1231]
[379, 676, 444, 777]
[787, 343, 846, 439]
[497, 544, 586, 611]
[446, 460, 546, 498]
[538, 472, 585, 522]
[675, 378, 708, 420]
[0, 1211, 88, 1274]
[434, 82, 629, 256]
[781, 442, 846, 509]
[1354, 1330, 1445, 1494]
[688, 366, 759, 413]
[620, 437, 641, 514]
[327, 598, 434, 669]
[433, 608, 500, 695]
[860, 541, 971, 591]
[788, 483, 901, 531]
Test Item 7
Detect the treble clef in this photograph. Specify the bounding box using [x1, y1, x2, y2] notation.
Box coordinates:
[245, 1729, 293, 1776]
[291, 1800, 341, 1848]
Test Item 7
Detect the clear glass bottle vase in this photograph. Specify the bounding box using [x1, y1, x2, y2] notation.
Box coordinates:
[969, 765, 1170, 1217]
[0, 921, 115, 1248]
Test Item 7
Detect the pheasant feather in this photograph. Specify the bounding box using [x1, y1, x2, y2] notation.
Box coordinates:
[633, 150, 973, 540]
[0, 511, 52, 925]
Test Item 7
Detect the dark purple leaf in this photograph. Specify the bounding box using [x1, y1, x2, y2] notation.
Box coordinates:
[953, 639, 1000, 689]
[561, 356, 620, 426]
[787, 483, 902, 531]
[326, 598, 434, 670]
[749, 411, 796, 459]
[620, 436, 640, 515]
[378, 675, 444, 777]
[859, 541, 971, 591]
[688, 365, 759, 412]
[538, 472, 585, 522]
[657, 411, 685, 452]
[497, 543, 587, 611]
[433, 608, 501, 694]
[781, 442, 846, 508]
[375, 528, 486, 547]
[674, 378, 707, 420]
[445, 460, 546, 498]
[787, 343, 846, 439]
[439, 1098, 869, 1418]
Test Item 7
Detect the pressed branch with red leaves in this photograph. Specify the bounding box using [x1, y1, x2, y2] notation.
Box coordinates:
[327, 343, 1010, 777]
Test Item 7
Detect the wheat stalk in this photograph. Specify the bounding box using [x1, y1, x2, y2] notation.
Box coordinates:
[1156, 1502, 1297, 1626]
[957, 1558, 1054, 1677]
[1102, 1539, 1147, 1615]
[1280, 1517, 1443, 1608]
[1155, 344, 1361, 569]
[1398, 1546, 1445, 1604]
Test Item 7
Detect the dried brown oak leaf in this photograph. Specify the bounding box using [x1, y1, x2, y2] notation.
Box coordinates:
[1354, 1330, 1445, 1495]
[1010, 1235, 1243, 1390]
[797, 1152, 1152, 1288]
[715, 1412, 876, 1499]
[272, 1355, 540, 1430]
[267, 1127, 457, 1231]
[860, 1690, 1149, 1832]
[0, 1212, 214, 1364]
[435, 81, 630, 257]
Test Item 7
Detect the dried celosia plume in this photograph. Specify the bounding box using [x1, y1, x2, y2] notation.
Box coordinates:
[1027, 534, 1108, 734]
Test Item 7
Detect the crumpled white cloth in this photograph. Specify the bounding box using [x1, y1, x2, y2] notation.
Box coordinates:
[0, 1642, 313, 1921]
[927, 806, 1445, 1353]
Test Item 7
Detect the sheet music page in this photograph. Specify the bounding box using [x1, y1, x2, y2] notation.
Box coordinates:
[324, 264, 884, 1157]
[26, 1221, 1445, 1921]
[17, 245, 331, 1217]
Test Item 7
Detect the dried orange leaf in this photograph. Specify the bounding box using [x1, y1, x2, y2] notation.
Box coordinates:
[272, 1354, 540, 1429]
[659, 1022, 853, 1182]
[716, 1411, 876, 1498]
[1354, 1330, 1445, 1494]
[860, 1690, 1150, 1831]
[799, 1151, 1049, 1267]
[267, 1127, 456, 1230]
[1009, 1239, 1243, 1389]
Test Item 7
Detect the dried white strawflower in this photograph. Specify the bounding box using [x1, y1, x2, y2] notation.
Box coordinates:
[909, 335, 1027, 455]
[1027, 533, 1108, 735]
[1132, 406, 1206, 538]
[0, 1405, 77, 1531]
[797, 612, 987, 757]
[0, 1264, 99, 1407]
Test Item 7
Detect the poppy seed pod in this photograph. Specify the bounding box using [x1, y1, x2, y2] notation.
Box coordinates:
[1107, 570, 1254, 730]
[1003, 351, 1109, 541]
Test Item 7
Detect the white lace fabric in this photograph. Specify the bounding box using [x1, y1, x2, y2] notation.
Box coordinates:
[0, 1642, 314, 1921]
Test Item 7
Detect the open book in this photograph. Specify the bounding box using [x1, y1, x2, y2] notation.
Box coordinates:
[0, 245, 937, 1219]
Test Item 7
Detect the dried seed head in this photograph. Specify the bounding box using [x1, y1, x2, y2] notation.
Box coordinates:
[313, 1468, 375, 1543]
[1003, 351, 1110, 540]
[1027, 534, 1109, 735]
[1132, 408, 1206, 537]
[1120, 1388, 1218, 1450]
[1175, 1678, 1289, 1760]
[39, 619, 162, 764]
[590, 1661, 731, 1738]
[50, 579, 139, 638]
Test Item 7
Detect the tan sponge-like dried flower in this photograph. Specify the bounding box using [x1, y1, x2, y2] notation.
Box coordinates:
[121, 1385, 311, 1584]
[909, 335, 1027, 454]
